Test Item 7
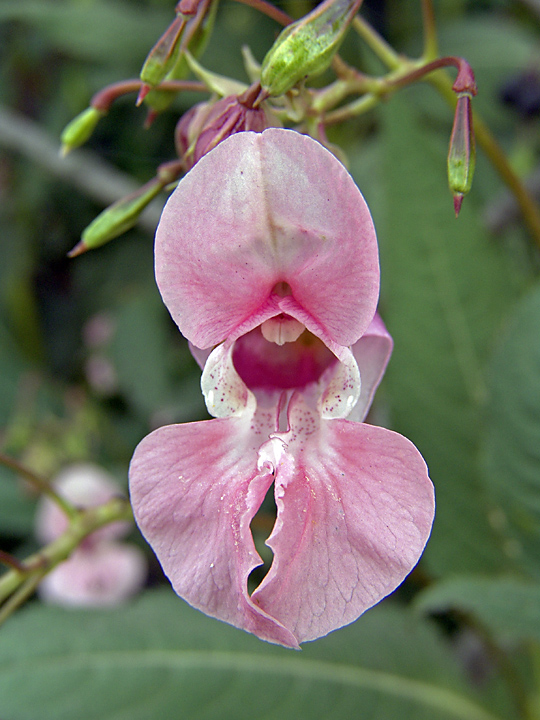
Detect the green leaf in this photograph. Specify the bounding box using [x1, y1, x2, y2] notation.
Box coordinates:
[376, 90, 525, 574]
[416, 575, 540, 644]
[481, 282, 540, 576]
[0, 592, 509, 720]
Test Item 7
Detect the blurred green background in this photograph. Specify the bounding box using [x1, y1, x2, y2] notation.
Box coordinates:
[1, 1, 540, 718]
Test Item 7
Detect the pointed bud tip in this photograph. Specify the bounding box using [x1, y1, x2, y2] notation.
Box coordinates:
[453, 193, 464, 217]
[67, 240, 88, 258]
[59, 144, 71, 158]
[144, 109, 158, 129]
[136, 84, 151, 107]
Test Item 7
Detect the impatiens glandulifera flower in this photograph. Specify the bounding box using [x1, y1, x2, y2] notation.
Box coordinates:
[129, 128, 434, 647]
[36, 464, 147, 608]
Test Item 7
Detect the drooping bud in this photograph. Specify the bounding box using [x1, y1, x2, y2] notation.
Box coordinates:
[260, 0, 363, 97]
[448, 92, 476, 216]
[174, 101, 214, 164]
[60, 107, 104, 155]
[176, 85, 279, 169]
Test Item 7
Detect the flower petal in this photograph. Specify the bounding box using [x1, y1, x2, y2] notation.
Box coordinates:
[251, 396, 434, 644]
[155, 128, 379, 349]
[200, 341, 256, 418]
[128, 415, 299, 648]
[38, 544, 147, 608]
[348, 313, 393, 422]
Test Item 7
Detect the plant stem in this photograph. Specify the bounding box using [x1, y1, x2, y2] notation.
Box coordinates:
[232, 0, 292, 25]
[0, 452, 77, 520]
[421, 0, 438, 61]
[91, 79, 207, 113]
[0, 497, 133, 621]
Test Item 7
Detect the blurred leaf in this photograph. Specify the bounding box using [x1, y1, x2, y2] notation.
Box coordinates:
[481, 282, 540, 577]
[0, 318, 29, 425]
[0, 591, 511, 720]
[377, 90, 526, 574]
[416, 575, 540, 644]
[109, 288, 171, 416]
[0, 0, 170, 69]
[0, 465, 36, 535]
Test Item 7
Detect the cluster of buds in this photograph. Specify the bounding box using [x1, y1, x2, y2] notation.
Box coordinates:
[60, 0, 479, 256]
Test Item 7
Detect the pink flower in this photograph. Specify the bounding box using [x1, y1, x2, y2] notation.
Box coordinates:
[129, 129, 434, 647]
[36, 464, 147, 608]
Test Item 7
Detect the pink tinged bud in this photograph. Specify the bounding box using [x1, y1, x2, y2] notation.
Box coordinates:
[177, 90, 279, 169]
[36, 464, 147, 608]
[138, 14, 186, 93]
[35, 464, 130, 545]
[448, 92, 476, 216]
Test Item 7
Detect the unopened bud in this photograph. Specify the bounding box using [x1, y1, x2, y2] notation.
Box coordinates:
[448, 92, 476, 216]
[60, 107, 104, 155]
[68, 181, 163, 257]
[141, 0, 217, 114]
[176, 88, 279, 168]
[138, 14, 187, 102]
[261, 0, 362, 96]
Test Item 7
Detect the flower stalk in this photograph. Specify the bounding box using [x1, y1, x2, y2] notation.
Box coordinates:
[0, 497, 134, 624]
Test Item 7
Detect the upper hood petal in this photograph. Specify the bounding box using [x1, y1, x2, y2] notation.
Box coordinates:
[155, 128, 379, 349]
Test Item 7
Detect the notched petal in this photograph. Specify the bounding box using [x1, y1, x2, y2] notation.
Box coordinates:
[129, 417, 299, 647]
[252, 396, 434, 643]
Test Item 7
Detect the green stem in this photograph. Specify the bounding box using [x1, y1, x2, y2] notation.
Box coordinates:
[0, 497, 133, 618]
[0, 452, 77, 520]
[323, 91, 380, 124]
[421, 0, 438, 61]
[0, 571, 48, 626]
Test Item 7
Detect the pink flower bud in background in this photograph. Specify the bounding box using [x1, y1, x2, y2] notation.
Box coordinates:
[35, 464, 147, 608]
[175, 86, 280, 169]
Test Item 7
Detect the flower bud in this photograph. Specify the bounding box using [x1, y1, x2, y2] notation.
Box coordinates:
[260, 0, 361, 96]
[140, 0, 216, 110]
[176, 88, 280, 169]
[138, 14, 187, 103]
[447, 92, 476, 216]
[68, 181, 163, 257]
[60, 107, 104, 155]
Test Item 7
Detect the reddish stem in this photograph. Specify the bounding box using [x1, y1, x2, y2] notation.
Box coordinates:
[389, 56, 477, 96]
[0, 551, 25, 573]
[232, 0, 293, 26]
[91, 79, 207, 113]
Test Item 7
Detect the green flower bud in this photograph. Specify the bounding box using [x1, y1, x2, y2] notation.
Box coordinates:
[260, 0, 361, 96]
[60, 107, 104, 155]
[447, 93, 476, 216]
[142, 0, 217, 113]
[139, 14, 187, 93]
[68, 182, 163, 257]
